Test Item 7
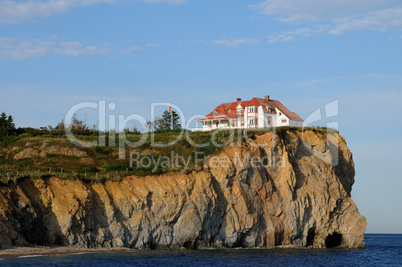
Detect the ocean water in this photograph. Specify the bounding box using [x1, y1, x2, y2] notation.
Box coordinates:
[1, 234, 401, 266]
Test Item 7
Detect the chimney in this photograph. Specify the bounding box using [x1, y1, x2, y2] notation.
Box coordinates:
[265, 95, 270, 101]
[236, 98, 241, 102]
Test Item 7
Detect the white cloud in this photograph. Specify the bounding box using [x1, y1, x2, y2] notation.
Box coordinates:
[213, 38, 261, 48]
[121, 45, 143, 54]
[255, 0, 402, 38]
[56, 41, 109, 55]
[146, 43, 161, 47]
[0, 0, 117, 24]
[0, 0, 187, 24]
[121, 43, 160, 55]
[0, 37, 164, 59]
[254, 0, 400, 22]
[193, 38, 261, 48]
[268, 27, 314, 43]
[330, 8, 402, 34]
[137, 0, 186, 4]
[0, 36, 110, 60]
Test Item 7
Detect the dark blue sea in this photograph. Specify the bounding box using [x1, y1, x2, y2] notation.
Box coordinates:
[1, 234, 401, 266]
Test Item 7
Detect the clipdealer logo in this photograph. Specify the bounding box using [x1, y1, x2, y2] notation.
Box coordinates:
[301, 100, 339, 166]
[63, 99, 341, 168]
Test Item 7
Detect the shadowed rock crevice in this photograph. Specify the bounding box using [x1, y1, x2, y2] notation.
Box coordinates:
[306, 227, 316, 247]
[204, 175, 228, 246]
[14, 178, 64, 246]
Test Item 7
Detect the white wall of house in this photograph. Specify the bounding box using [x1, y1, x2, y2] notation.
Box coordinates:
[275, 108, 290, 127]
[248, 105, 281, 128]
[264, 114, 275, 128]
[202, 121, 211, 131]
[258, 113, 265, 128]
[238, 117, 244, 128]
[289, 119, 303, 127]
[257, 106, 265, 128]
[245, 105, 258, 129]
[243, 106, 248, 128]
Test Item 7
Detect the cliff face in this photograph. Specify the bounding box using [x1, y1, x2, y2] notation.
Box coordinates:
[0, 130, 366, 249]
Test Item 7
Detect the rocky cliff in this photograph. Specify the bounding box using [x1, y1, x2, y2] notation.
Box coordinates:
[0, 130, 366, 249]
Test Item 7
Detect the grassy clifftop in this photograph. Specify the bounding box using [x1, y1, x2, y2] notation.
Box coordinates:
[0, 127, 334, 184]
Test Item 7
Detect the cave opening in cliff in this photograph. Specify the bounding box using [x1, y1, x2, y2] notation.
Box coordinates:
[325, 232, 343, 248]
[306, 228, 316, 247]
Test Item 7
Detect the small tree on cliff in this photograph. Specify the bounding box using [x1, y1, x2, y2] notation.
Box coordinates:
[160, 111, 171, 130]
[0, 112, 16, 137]
[160, 109, 181, 130]
[53, 114, 90, 135]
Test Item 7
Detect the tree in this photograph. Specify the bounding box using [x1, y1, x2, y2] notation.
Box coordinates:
[0, 112, 16, 137]
[145, 118, 160, 132]
[70, 114, 89, 134]
[132, 125, 140, 134]
[54, 120, 66, 135]
[160, 111, 171, 130]
[171, 110, 181, 130]
[57, 114, 90, 135]
[160, 109, 181, 130]
[143, 111, 181, 132]
[154, 117, 165, 131]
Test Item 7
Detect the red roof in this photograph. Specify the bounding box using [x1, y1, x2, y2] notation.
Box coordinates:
[269, 100, 303, 121]
[197, 97, 303, 121]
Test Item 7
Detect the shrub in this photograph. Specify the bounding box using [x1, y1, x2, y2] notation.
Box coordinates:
[95, 146, 111, 155]
[0, 158, 9, 164]
[88, 166, 100, 173]
[103, 162, 131, 171]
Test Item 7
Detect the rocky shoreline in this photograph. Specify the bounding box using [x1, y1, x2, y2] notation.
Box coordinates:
[0, 246, 134, 259]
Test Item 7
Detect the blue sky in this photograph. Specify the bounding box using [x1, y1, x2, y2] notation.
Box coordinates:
[0, 0, 402, 233]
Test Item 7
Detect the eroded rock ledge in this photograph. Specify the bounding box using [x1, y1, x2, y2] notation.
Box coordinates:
[0, 130, 366, 249]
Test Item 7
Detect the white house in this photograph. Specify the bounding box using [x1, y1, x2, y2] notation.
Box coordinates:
[196, 95, 303, 131]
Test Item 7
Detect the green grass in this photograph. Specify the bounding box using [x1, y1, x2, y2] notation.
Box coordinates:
[0, 127, 337, 184]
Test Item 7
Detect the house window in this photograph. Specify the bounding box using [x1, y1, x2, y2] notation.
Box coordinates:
[238, 119, 244, 127]
[279, 112, 282, 116]
[267, 117, 272, 125]
[214, 111, 219, 116]
[248, 118, 255, 125]
[248, 106, 255, 113]
[237, 108, 243, 115]
[231, 120, 236, 127]
[282, 119, 287, 123]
